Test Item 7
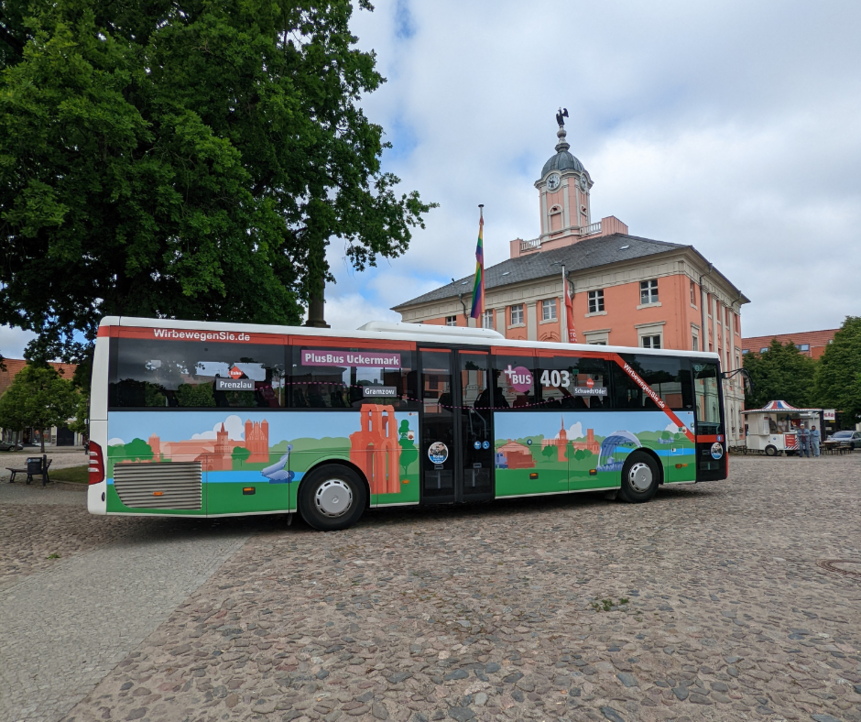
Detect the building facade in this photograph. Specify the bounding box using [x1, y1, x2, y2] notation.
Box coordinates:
[742, 329, 837, 359]
[393, 121, 750, 445]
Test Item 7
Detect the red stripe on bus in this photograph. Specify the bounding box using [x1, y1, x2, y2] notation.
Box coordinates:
[609, 353, 696, 444]
[696, 435, 722, 443]
[105, 326, 286, 344]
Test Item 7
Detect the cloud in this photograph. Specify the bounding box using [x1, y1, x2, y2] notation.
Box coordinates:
[567, 422, 583, 440]
[336, 0, 861, 338]
[665, 422, 681, 434]
[108, 438, 125, 446]
[0, 326, 38, 360]
[192, 415, 245, 441]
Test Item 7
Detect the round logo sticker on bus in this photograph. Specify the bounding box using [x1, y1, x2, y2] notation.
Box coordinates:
[586, 377, 594, 388]
[503, 364, 533, 392]
[428, 442, 449, 464]
[710, 442, 724, 460]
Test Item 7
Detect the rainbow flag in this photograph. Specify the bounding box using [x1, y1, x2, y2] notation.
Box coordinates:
[469, 211, 485, 319]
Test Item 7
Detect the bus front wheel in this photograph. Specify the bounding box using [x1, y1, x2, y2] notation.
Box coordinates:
[619, 452, 659, 503]
[765, 445, 777, 457]
[298, 464, 367, 531]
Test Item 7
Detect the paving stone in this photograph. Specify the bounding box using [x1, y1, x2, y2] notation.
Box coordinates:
[3, 456, 860, 722]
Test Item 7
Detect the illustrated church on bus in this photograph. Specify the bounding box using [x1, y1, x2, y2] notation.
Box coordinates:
[393, 115, 750, 447]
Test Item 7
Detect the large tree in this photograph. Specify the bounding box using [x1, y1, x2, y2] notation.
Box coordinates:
[0, 0, 434, 360]
[814, 317, 861, 428]
[742, 338, 817, 410]
[0, 363, 79, 451]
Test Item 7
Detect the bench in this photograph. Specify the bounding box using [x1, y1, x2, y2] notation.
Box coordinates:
[6, 456, 52, 487]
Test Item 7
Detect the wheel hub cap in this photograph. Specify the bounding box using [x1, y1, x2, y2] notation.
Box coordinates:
[628, 462, 652, 492]
[314, 479, 353, 517]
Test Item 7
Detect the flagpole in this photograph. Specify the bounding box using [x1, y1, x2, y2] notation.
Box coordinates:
[561, 264, 567, 344]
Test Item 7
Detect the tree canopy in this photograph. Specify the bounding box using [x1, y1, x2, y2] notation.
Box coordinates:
[1, 0, 434, 360]
[742, 338, 816, 409]
[814, 317, 861, 427]
[0, 363, 79, 451]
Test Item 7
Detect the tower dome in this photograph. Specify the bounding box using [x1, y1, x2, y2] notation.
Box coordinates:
[540, 125, 585, 177]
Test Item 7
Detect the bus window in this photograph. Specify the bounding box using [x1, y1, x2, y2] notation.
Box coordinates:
[109, 339, 285, 408]
[629, 355, 693, 411]
[693, 361, 722, 434]
[491, 354, 536, 410]
[289, 347, 417, 410]
[610, 356, 660, 411]
[536, 355, 609, 409]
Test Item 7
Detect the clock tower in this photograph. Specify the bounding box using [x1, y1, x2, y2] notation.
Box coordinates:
[535, 117, 593, 244]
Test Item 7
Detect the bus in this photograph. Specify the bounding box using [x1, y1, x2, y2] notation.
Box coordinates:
[87, 317, 727, 530]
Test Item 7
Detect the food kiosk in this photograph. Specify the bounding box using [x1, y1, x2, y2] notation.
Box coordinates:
[742, 400, 823, 456]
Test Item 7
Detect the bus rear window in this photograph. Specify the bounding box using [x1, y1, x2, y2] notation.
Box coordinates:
[109, 339, 286, 408]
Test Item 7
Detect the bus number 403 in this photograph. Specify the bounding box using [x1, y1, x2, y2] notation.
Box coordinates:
[540, 369, 571, 388]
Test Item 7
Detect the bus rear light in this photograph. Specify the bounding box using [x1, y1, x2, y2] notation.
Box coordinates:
[88, 441, 105, 485]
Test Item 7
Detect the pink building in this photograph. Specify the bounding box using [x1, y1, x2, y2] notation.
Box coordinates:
[393, 117, 750, 446]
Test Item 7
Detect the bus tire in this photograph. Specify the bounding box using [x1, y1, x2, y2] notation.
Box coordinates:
[619, 452, 659, 503]
[298, 464, 366, 531]
[765, 445, 777, 457]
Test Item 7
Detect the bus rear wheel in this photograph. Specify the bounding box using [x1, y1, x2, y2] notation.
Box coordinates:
[619, 452, 659, 503]
[298, 464, 366, 531]
[765, 445, 777, 457]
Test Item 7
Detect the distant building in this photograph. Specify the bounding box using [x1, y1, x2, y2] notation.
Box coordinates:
[742, 329, 838, 360]
[394, 118, 750, 445]
[0, 357, 83, 446]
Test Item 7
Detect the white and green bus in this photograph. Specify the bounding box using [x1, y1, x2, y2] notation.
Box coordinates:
[87, 317, 727, 530]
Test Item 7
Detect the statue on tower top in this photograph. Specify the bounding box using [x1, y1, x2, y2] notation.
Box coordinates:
[556, 107, 569, 127]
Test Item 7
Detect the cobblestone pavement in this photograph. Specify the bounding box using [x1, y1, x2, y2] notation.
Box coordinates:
[3, 455, 861, 722]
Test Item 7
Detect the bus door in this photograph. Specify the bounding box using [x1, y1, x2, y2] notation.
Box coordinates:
[419, 348, 494, 503]
[693, 360, 727, 480]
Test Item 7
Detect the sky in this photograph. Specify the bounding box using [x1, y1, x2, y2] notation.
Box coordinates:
[2, 0, 860, 358]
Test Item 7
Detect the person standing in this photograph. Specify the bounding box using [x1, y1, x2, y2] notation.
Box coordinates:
[809, 425, 821, 457]
[798, 425, 809, 458]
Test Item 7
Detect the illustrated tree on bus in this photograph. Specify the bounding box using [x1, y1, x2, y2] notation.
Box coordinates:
[398, 420, 417, 477]
[232, 446, 251, 469]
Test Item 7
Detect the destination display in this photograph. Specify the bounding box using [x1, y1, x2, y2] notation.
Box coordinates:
[301, 349, 401, 369]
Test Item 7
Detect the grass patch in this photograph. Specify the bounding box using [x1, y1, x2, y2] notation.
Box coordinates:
[51, 465, 89, 484]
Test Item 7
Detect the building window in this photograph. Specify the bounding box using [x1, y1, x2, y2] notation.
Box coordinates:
[641, 335, 661, 349]
[760, 347, 768, 353]
[690, 280, 697, 306]
[742, 349, 749, 355]
[541, 299, 557, 321]
[445, 316, 457, 327]
[510, 304, 524, 326]
[590, 341, 607, 345]
[640, 279, 659, 305]
[798, 343, 810, 351]
[692, 332, 699, 351]
[481, 310, 494, 329]
[588, 290, 604, 313]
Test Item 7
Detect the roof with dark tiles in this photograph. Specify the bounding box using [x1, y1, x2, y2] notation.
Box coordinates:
[393, 233, 689, 309]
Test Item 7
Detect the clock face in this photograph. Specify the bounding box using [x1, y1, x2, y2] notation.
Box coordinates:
[579, 175, 588, 191]
[547, 173, 561, 191]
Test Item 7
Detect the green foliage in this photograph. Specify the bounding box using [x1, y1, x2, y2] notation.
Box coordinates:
[232, 446, 251, 468]
[0, 0, 435, 358]
[0, 363, 79, 450]
[122, 438, 154, 462]
[175, 383, 215, 407]
[742, 338, 816, 409]
[814, 317, 861, 426]
[397, 419, 417, 476]
[541, 443, 555, 460]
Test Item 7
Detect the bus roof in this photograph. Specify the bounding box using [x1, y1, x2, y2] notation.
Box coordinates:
[97, 316, 722, 362]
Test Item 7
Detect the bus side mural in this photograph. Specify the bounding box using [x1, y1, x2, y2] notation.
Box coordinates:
[105, 405, 420, 515]
[493, 411, 696, 496]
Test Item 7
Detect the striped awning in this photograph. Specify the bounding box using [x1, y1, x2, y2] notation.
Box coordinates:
[742, 400, 822, 414]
